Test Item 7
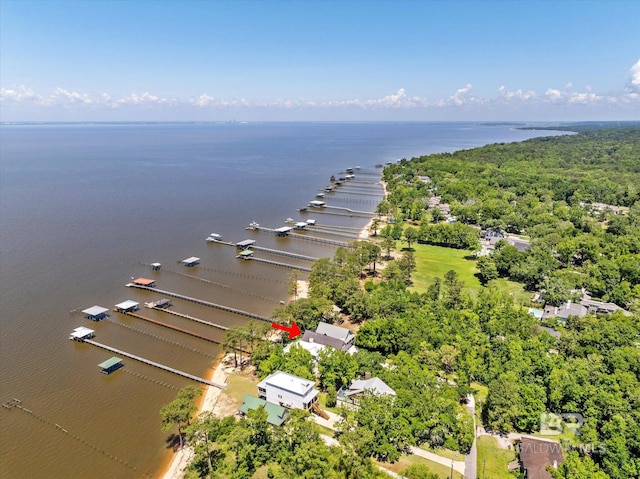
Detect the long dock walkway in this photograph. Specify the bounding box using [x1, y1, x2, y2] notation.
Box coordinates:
[83, 339, 225, 389]
[242, 256, 312, 272]
[324, 205, 375, 216]
[289, 232, 351, 248]
[126, 283, 270, 322]
[251, 245, 318, 262]
[252, 227, 350, 247]
[149, 306, 229, 331]
[122, 311, 221, 344]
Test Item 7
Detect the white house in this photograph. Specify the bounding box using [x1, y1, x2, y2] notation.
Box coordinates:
[257, 371, 319, 411]
[283, 340, 328, 359]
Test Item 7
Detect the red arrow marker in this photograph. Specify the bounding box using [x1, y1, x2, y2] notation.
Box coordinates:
[271, 322, 301, 340]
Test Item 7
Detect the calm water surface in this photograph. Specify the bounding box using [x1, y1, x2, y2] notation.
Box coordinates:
[0, 122, 564, 478]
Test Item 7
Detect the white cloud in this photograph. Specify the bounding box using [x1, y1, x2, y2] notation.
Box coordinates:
[0, 85, 41, 103]
[498, 86, 536, 101]
[448, 83, 474, 106]
[627, 59, 640, 93]
[45, 87, 95, 106]
[545, 88, 563, 101]
[115, 92, 174, 106]
[2, 66, 639, 120]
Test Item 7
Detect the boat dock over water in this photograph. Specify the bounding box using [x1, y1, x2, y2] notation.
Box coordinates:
[147, 305, 229, 331]
[126, 283, 270, 322]
[239, 255, 312, 272]
[81, 338, 225, 389]
[251, 245, 318, 262]
[121, 311, 221, 344]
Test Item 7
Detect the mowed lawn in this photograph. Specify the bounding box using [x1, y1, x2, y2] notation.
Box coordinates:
[408, 244, 481, 293]
[476, 436, 516, 479]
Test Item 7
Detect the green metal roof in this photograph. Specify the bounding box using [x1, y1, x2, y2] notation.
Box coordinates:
[98, 357, 123, 370]
[238, 394, 288, 426]
[238, 250, 254, 257]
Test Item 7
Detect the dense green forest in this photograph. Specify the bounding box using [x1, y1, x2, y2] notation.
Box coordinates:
[382, 127, 640, 309]
[165, 126, 640, 479]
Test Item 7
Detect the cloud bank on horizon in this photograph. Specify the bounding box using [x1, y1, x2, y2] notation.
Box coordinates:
[2, 60, 638, 122]
[1, 1, 639, 121]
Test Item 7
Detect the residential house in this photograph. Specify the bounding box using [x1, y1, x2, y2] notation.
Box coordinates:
[516, 437, 563, 479]
[302, 322, 356, 353]
[337, 376, 396, 409]
[541, 301, 587, 321]
[257, 371, 319, 411]
[238, 394, 289, 426]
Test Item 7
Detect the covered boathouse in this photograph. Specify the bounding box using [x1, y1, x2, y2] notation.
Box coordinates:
[236, 239, 256, 250]
[274, 226, 292, 236]
[82, 305, 109, 321]
[114, 300, 139, 313]
[132, 278, 156, 287]
[182, 257, 200, 267]
[98, 357, 123, 374]
[69, 326, 95, 341]
[237, 249, 254, 260]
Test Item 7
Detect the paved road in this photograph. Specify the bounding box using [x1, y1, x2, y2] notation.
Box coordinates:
[410, 446, 465, 474]
[465, 393, 477, 479]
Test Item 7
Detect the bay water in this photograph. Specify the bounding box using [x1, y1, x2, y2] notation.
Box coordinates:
[0, 122, 562, 478]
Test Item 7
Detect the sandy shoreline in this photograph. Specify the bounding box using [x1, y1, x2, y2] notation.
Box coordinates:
[159, 353, 230, 479]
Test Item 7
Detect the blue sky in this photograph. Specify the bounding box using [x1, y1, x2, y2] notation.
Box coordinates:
[1, 0, 639, 121]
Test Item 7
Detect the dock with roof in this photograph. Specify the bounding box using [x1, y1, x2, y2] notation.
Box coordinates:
[98, 357, 123, 374]
[181, 257, 200, 267]
[82, 305, 109, 321]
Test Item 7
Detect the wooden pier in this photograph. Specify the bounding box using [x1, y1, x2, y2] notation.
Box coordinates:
[251, 245, 318, 262]
[126, 283, 271, 322]
[241, 256, 312, 272]
[148, 305, 229, 331]
[122, 311, 221, 344]
[288, 232, 351, 248]
[83, 339, 225, 389]
[324, 205, 375, 216]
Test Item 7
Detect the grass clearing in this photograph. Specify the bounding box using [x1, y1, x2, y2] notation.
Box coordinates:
[476, 436, 516, 479]
[492, 278, 532, 306]
[222, 372, 260, 408]
[409, 244, 481, 293]
[377, 454, 464, 479]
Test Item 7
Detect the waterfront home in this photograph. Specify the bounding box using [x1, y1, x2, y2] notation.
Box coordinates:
[238, 394, 289, 426]
[300, 322, 356, 353]
[283, 339, 327, 360]
[257, 371, 319, 411]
